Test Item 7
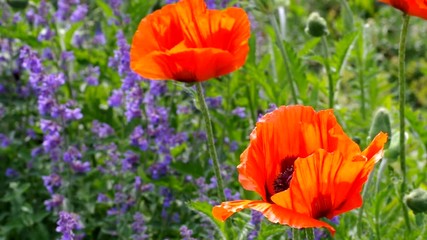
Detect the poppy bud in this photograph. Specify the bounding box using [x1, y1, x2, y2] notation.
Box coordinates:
[305, 12, 329, 37]
[369, 108, 391, 149]
[6, 0, 28, 10]
[404, 188, 427, 214]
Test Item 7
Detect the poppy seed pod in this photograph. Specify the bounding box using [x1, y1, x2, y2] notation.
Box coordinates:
[369, 108, 391, 149]
[404, 188, 427, 214]
[305, 12, 329, 37]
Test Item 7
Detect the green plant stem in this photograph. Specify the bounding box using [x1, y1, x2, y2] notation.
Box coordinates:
[398, 13, 411, 231]
[303, 228, 315, 240]
[269, 15, 298, 104]
[195, 82, 226, 202]
[321, 36, 334, 109]
[356, 170, 374, 237]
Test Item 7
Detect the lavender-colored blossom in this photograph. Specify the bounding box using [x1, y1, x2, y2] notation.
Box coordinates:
[131, 212, 149, 240]
[83, 66, 100, 86]
[91, 120, 115, 138]
[19, 46, 43, 74]
[97, 193, 110, 203]
[232, 107, 246, 118]
[5, 168, 19, 178]
[42, 48, 54, 60]
[148, 155, 171, 179]
[93, 28, 106, 45]
[70, 161, 91, 173]
[31, 147, 44, 158]
[248, 210, 263, 240]
[13, 12, 22, 23]
[122, 151, 139, 172]
[38, 27, 54, 41]
[61, 51, 75, 63]
[224, 188, 241, 200]
[42, 132, 61, 152]
[63, 146, 81, 163]
[65, 108, 83, 121]
[40, 119, 61, 134]
[205, 96, 222, 108]
[70, 4, 88, 22]
[38, 95, 56, 115]
[108, 89, 123, 107]
[42, 173, 62, 194]
[56, 211, 83, 240]
[44, 194, 64, 211]
[130, 126, 148, 151]
[180, 226, 196, 240]
[193, 131, 207, 141]
[0, 134, 10, 147]
[72, 31, 85, 47]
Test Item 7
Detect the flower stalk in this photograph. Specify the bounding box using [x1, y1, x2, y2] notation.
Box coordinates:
[321, 36, 334, 109]
[398, 13, 411, 231]
[195, 82, 226, 202]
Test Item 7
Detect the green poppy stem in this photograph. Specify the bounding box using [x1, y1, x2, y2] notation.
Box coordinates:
[398, 13, 411, 231]
[195, 82, 226, 202]
[321, 36, 334, 109]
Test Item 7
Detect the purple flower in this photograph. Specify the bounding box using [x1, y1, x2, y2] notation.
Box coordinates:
[38, 27, 55, 41]
[63, 146, 81, 163]
[5, 168, 19, 178]
[42, 132, 61, 152]
[40, 119, 61, 134]
[65, 108, 83, 121]
[232, 107, 246, 118]
[132, 212, 148, 239]
[56, 211, 83, 240]
[97, 193, 110, 203]
[0, 134, 10, 147]
[180, 226, 195, 240]
[31, 147, 44, 158]
[70, 161, 91, 173]
[108, 89, 123, 107]
[19, 46, 43, 74]
[70, 4, 88, 22]
[44, 194, 64, 211]
[83, 66, 100, 86]
[130, 126, 148, 151]
[91, 120, 115, 138]
[93, 28, 106, 45]
[248, 211, 263, 240]
[224, 188, 241, 201]
[122, 151, 139, 172]
[205, 96, 222, 108]
[42, 173, 62, 194]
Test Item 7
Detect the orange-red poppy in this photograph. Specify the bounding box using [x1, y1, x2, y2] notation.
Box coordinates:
[130, 0, 250, 82]
[212, 105, 387, 234]
[379, 0, 427, 20]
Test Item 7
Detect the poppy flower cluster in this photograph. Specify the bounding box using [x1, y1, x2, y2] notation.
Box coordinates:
[130, 0, 251, 82]
[213, 106, 387, 234]
[380, 0, 427, 20]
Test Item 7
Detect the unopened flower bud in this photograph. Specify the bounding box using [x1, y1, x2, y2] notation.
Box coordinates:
[305, 12, 329, 37]
[404, 188, 427, 214]
[369, 108, 391, 149]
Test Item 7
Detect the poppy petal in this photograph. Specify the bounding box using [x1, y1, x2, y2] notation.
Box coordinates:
[271, 149, 382, 233]
[238, 106, 359, 201]
[361, 132, 388, 162]
[212, 200, 335, 234]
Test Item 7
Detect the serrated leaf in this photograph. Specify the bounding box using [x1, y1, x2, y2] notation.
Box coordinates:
[187, 201, 227, 240]
[283, 40, 308, 102]
[298, 38, 321, 57]
[332, 31, 359, 78]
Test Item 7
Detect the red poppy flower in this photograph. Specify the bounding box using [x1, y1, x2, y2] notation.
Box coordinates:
[379, 0, 427, 20]
[130, 0, 250, 82]
[212, 105, 387, 234]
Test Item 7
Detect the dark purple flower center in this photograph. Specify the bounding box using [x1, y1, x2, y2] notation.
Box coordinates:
[273, 156, 297, 194]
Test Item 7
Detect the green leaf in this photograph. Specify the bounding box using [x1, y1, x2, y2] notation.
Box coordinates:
[188, 201, 227, 240]
[332, 31, 359, 79]
[96, 0, 114, 18]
